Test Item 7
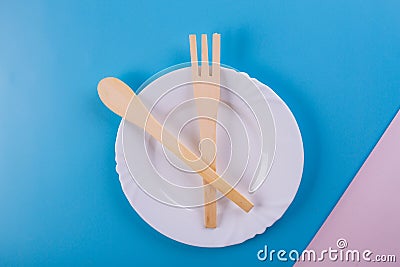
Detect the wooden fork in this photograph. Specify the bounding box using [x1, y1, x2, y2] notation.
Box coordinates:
[189, 33, 221, 228]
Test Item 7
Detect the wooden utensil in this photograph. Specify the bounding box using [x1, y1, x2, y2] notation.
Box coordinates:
[190, 33, 220, 228]
[98, 77, 254, 212]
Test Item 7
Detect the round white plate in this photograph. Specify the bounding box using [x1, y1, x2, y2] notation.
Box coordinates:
[115, 67, 303, 247]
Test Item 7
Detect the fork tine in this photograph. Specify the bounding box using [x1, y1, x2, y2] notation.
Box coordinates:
[201, 34, 209, 76]
[212, 33, 221, 68]
[189, 34, 199, 76]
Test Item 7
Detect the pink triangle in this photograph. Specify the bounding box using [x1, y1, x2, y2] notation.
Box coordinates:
[295, 109, 400, 266]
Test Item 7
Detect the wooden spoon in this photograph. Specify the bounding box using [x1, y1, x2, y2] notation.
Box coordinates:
[98, 77, 254, 212]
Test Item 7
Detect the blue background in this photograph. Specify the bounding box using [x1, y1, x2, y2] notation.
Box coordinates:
[1, 1, 399, 266]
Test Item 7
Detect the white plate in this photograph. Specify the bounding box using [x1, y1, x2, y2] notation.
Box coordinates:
[115, 67, 303, 247]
